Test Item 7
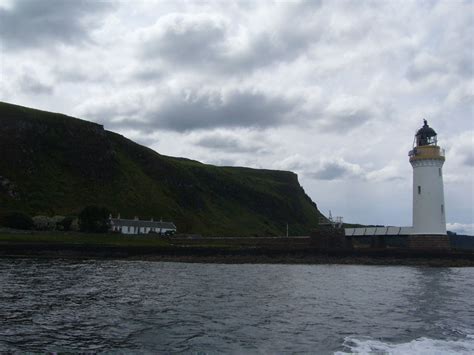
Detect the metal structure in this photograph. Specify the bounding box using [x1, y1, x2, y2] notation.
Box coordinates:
[319, 210, 344, 229]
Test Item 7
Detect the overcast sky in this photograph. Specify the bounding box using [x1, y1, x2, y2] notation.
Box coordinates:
[1, 0, 473, 234]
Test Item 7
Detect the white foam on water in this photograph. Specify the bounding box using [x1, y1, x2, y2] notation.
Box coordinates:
[335, 336, 474, 355]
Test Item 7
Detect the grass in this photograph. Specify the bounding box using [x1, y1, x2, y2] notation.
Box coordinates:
[0, 232, 173, 247]
[0, 231, 307, 250]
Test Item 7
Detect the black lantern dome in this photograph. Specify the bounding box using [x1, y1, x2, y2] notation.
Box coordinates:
[415, 119, 437, 146]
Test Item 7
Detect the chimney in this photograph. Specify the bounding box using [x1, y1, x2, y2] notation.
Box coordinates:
[150, 217, 154, 222]
[117, 213, 121, 219]
[134, 216, 139, 221]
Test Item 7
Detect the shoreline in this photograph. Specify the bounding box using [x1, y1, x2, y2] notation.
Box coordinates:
[1, 243, 473, 267]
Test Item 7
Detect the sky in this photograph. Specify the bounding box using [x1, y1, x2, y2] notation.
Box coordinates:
[0, 0, 473, 234]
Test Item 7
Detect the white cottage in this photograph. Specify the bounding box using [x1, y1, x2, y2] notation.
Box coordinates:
[109, 215, 176, 235]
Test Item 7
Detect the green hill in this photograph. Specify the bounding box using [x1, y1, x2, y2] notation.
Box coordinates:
[0, 101, 322, 236]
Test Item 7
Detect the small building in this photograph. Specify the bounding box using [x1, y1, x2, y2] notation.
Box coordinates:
[109, 215, 176, 235]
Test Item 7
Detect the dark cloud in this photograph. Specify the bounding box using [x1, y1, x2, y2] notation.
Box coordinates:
[132, 67, 163, 82]
[99, 89, 299, 132]
[463, 150, 474, 167]
[322, 109, 372, 132]
[0, 0, 113, 50]
[155, 90, 297, 131]
[317, 101, 376, 133]
[230, 30, 314, 72]
[53, 65, 112, 84]
[18, 74, 53, 95]
[308, 162, 350, 180]
[139, 10, 320, 74]
[278, 155, 402, 182]
[307, 160, 363, 180]
[141, 14, 228, 68]
[194, 132, 268, 153]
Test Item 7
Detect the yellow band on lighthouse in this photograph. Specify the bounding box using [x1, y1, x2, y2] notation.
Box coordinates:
[409, 145, 445, 162]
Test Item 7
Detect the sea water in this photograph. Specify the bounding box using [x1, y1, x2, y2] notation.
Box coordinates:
[0, 259, 473, 354]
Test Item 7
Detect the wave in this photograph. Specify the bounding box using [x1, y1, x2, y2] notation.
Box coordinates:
[336, 335, 474, 355]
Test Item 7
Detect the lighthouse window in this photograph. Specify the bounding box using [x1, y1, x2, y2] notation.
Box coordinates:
[418, 186, 421, 194]
[441, 204, 444, 214]
[439, 168, 442, 176]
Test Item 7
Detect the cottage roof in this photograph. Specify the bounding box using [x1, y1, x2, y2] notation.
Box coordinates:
[110, 218, 176, 229]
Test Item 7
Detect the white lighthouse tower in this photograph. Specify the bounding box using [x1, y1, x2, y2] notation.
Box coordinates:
[408, 119, 447, 235]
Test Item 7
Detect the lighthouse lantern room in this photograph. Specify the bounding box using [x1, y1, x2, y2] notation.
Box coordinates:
[408, 120, 447, 235]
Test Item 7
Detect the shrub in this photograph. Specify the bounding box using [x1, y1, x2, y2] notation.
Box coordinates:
[58, 216, 72, 231]
[57, 216, 79, 231]
[1, 211, 34, 230]
[51, 215, 65, 230]
[33, 215, 67, 231]
[78, 206, 111, 233]
[32, 215, 50, 230]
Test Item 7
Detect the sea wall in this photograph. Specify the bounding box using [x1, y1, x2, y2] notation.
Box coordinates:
[450, 234, 474, 251]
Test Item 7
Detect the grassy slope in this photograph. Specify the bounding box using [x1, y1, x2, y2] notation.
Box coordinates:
[0, 101, 322, 236]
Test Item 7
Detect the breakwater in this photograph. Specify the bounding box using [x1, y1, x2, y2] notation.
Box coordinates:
[1, 238, 473, 266]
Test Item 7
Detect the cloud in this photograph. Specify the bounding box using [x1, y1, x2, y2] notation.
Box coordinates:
[0, 0, 113, 50]
[464, 153, 474, 167]
[274, 155, 404, 182]
[137, 6, 323, 74]
[205, 157, 239, 167]
[406, 52, 447, 82]
[131, 67, 164, 83]
[154, 89, 298, 131]
[140, 13, 229, 68]
[274, 155, 365, 181]
[308, 158, 364, 180]
[53, 64, 111, 84]
[445, 131, 474, 168]
[365, 165, 405, 182]
[316, 96, 383, 133]
[80, 88, 300, 132]
[18, 73, 53, 95]
[193, 131, 269, 154]
[447, 223, 474, 236]
[272, 154, 308, 172]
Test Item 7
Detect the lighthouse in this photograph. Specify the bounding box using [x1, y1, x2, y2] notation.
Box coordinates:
[409, 119, 447, 235]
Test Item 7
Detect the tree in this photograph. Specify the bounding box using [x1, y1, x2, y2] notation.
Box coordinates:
[58, 216, 78, 231]
[1, 211, 34, 230]
[78, 206, 111, 233]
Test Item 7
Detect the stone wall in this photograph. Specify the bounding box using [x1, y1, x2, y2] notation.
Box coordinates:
[310, 227, 353, 250]
[407, 235, 450, 250]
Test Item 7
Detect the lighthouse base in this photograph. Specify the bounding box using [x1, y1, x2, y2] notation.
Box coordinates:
[407, 235, 450, 250]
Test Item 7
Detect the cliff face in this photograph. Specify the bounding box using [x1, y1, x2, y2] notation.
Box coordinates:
[0, 101, 322, 236]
